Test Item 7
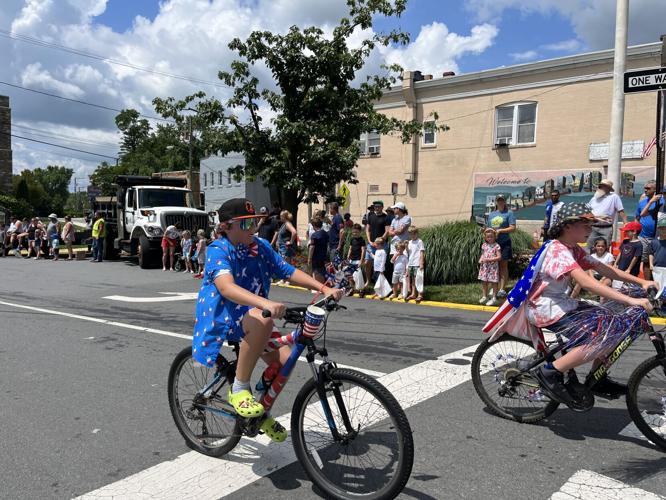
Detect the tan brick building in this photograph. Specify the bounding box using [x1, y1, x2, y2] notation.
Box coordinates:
[297, 42, 662, 235]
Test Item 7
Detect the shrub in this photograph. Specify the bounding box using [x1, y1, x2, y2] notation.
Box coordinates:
[0, 194, 34, 220]
[420, 221, 533, 285]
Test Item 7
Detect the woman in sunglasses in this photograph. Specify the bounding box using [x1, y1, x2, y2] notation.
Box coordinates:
[191, 198, 343, 442]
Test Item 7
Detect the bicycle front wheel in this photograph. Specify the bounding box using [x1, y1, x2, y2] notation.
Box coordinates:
[627, 356, 666, 451]
[168, 347, 241, 457]
[291, 368, 413, 500]
[471, 335, 559, 423]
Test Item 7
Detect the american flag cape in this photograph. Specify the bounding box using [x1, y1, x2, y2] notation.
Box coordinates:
[482, 240, 552, 351]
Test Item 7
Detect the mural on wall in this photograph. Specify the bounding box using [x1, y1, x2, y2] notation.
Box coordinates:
[472, 166, 655, 221]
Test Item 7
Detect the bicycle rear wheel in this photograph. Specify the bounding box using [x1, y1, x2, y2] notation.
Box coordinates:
[471, 335, 560, 423]
[291, 368, 413, 500]
[626, 356, 666, 451]
[168, 347, 241, 457]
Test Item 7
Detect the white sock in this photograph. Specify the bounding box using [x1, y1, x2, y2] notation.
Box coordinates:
[232, 379, 251, 394]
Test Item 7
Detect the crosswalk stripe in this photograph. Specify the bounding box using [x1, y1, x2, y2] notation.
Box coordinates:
[552, 469, 665, 499]
[74, 343, 480, 499]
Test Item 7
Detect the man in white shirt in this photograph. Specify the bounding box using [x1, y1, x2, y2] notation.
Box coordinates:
[586, 179, 628, 251]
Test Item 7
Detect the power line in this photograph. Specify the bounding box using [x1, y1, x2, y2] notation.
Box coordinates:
[0, 80, 173, 123]
[0, 29, 230, 90]
[8, 132, 118, 160]
[12, 123, 120, 151]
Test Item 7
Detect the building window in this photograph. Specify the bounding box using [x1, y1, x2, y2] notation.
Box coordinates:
[422, 120, 436, 146]
[495, 102, 537, 145]
[227, 172, 232, 186]
[203, 173, 207, 187]
[219, 171, 223, 185]
[359, 131, 381, 156]
[209, 172, 214, 186]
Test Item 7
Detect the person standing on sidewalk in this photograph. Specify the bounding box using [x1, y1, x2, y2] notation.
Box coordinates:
[635, 181, 664, 281]
[542, 190, 563, 240]
[486, 194, 516, 297]
[364, 201, 389, 286]
[61, 215, 76, 260]
[46, 214, 60, 261]
[586, 179, 628, 251]
[327, 202, 344, 263]
[91, 211, 106, 263]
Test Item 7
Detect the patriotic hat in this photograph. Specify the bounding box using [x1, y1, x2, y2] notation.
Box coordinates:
[552, 202, 596, 228]
[217, 198, 261, 222]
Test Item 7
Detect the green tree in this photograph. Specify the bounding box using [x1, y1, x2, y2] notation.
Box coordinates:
[0, 194, 34, 219]
[205, 0, 445, 222]
[89, 161, 129, 195]
[12, 170, 47, 213]
[64, 191, 91, 216]
[32, 165, 74, 215]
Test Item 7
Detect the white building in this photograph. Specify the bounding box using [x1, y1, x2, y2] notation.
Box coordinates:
[200, 154, 271, 214]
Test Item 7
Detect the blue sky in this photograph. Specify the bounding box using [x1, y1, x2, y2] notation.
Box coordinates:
[4, 0, 666, 183]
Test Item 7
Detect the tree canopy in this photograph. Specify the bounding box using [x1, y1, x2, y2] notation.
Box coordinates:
[11, 165, 73, 215]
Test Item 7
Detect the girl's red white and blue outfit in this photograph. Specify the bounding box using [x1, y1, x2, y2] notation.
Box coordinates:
[192, 236, 295, 367]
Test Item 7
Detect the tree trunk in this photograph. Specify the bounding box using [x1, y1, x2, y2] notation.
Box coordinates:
[280, 188, 300, 229]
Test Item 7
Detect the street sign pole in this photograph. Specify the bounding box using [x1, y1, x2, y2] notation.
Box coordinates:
[657, 35, 666, 190]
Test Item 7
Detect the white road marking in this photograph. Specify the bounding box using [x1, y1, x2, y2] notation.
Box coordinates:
[552, 469, 664, 499]
[0, 299, 385, 378]
[0, 300, 191, 341]
[103, 292, 198, 302]
[75, 343, 480, 500]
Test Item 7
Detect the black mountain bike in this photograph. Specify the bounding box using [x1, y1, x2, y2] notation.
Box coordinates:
[471, 288, 666, 450]
[168, 297, 414, 500]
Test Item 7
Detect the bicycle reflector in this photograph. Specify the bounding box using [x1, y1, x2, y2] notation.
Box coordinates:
[302, 305, 326, 338]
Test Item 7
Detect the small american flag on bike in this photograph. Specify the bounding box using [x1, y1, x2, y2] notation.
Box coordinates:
[482, 241, 552, 349]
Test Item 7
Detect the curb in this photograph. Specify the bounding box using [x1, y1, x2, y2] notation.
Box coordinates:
[274, 283, 666, 324]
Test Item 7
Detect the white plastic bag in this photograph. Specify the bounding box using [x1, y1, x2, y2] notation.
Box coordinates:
[402, 273, 409, 298]
[374, 273, 392, 298]
[415, 268, 424, 293]
[353, 267, 365, 290]
[652, 267, 666, 296]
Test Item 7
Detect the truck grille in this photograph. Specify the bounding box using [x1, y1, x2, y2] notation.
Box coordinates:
[164, 213, 209, 233]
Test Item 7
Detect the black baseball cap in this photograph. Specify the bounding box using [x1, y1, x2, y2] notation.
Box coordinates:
[217, 198, 262, 222]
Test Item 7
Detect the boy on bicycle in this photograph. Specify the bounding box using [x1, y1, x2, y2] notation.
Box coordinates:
[192, 198, 343, 442]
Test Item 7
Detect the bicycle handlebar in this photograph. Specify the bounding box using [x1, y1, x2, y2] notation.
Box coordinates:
[261, 296, 346, 321]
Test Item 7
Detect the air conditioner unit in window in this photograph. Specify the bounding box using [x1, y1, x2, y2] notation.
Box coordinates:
[495, 137, 511, 147]
[368, 145, 380, 155]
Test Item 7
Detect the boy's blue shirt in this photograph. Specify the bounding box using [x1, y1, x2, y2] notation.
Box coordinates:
[192, 236, 295, 366]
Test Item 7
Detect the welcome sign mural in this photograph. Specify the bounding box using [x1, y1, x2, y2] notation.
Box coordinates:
[472, 166, 655, 221]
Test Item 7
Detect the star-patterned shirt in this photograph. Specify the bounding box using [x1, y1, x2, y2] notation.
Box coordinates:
[192, 236, 295, 367]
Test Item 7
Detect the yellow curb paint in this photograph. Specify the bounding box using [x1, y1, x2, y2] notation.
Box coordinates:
[274, 283, 666, 321]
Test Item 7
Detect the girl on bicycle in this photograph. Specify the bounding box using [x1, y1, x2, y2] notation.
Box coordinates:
[192, 198, 342, 442]
[525, 203, 657, 406]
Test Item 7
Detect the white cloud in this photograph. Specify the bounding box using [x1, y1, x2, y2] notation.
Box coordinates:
[464, 0, 666, 50]
[383, 22, 498, 75]
[541, 38, 581, 52]
[509, 50, 538, 62]
[4, 0, 500, 182]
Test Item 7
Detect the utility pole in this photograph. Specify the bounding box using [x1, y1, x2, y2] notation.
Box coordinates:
[188, 114, 193, 182]
[656, 34, 666, 189]
[608, 0, 629, 197]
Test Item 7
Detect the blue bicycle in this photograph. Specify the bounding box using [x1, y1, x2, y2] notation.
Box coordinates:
[168, 297, 414, 500]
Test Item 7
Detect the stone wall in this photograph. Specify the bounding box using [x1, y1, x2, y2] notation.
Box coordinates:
[0, 95, 12, 194]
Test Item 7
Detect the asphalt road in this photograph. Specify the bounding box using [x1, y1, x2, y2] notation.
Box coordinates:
[1, 255, 665, 499]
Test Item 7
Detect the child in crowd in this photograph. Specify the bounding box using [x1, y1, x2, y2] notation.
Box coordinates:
[33, 228, 43, 260]
[649, 218, 666, 280]
[614, 220, 643, 281]
[181, 230, 194, 273]
[478, 227, 501, 306]
[193, 229, 207, 279]
[308, 217, 329, 286]
[571, 237, 614, 298]
[406, 226, 425, 303]
[369, 237, 387, 299]
[389, 241, 409, 300]
[346, 223, 366, 293]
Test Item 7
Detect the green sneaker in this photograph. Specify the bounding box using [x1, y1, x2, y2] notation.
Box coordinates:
[227, 389, 265, 418]
[261, 416, 288, 442]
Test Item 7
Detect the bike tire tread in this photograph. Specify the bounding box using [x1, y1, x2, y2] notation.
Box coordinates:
[626, 355, 666, 451]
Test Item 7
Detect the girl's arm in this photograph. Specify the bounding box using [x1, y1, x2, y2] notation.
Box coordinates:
[270, 232, 277, 247]
[649, 254, 655, 270]
[391, 253, 398, 264]
[594, 262, 658, 289]
[571, 268, 652, 309]
[419, 249, 425, 269]
[287, 222, 297, 244]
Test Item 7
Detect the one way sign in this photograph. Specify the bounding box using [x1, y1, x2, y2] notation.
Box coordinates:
[624, 67, 666, 93]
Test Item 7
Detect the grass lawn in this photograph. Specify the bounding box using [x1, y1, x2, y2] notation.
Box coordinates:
[423, 280, 518, 305]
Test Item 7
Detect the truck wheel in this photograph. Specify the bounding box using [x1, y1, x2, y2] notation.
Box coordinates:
[138, 235, 154, 269]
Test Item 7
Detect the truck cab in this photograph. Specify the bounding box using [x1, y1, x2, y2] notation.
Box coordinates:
[113, 176, 211, 268]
